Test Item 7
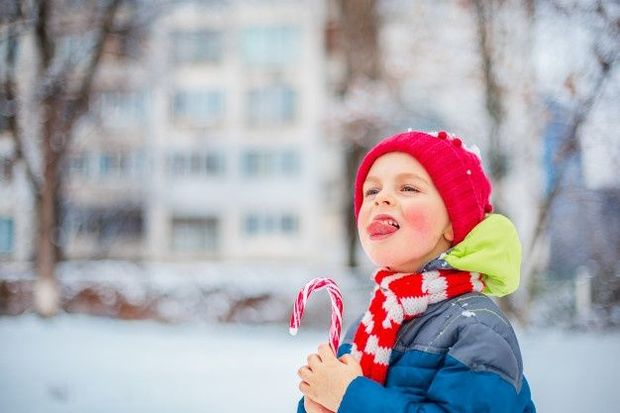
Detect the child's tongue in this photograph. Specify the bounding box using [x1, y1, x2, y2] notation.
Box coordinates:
[368, 221, 398, 236]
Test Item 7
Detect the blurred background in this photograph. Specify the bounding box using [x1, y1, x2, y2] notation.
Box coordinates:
[0, 0, 619, 412]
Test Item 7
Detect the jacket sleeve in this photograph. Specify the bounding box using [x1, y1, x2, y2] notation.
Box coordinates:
[337, 322, 532, 413]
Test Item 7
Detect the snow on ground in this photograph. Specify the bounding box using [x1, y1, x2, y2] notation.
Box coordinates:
[0, 314, 619, 413]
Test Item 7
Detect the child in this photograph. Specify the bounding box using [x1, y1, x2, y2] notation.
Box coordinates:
[296, 130, 535, 412]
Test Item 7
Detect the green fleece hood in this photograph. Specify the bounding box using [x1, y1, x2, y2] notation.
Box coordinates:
[443, 214, 521, 297]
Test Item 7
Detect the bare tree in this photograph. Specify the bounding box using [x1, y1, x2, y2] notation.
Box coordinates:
[470, 0, 619, 323]
[331, 0, 386, 267]
[470, 0, 541, 323]
[523, 0, 620, 317]
[472, 0, 509, 195]
[1, 0, 138, 316]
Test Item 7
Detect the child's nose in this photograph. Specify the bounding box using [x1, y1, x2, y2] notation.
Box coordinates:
[374, 190, 395, 206]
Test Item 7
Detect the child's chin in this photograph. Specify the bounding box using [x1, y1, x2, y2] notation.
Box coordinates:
[371, 255, 403, 269]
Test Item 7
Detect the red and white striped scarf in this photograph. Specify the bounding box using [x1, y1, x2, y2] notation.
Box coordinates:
[350, 268, 485, 384]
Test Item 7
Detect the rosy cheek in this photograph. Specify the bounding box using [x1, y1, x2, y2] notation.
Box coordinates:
[402, 205, 434, 238]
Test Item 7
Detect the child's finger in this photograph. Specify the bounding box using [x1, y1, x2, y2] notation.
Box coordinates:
[317, 343, 336, 361]
[299, 380, 311, 396]
[307, 353, 321, 368]
[298, 365, 312, 381]
[339, 354, 356, 365]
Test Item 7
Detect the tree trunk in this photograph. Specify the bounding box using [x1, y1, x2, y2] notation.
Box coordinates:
[339, 0, 381, 82]
[335, 0, 382, 267]
[345, 142, 366, 267]
[28, 0, 125, 317]
[34, 101, 61, 317]
[473, 0, 507, 206]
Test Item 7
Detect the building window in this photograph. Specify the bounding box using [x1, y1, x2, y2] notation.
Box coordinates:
[244, 214, 260, 235]
[67, 153, 91, 178]
[280, 150, 300, 175]
[97, 90, 148, 127]
[243, 212, 299, 237]
[167, 152, 225, 178]
[171, 30, 223, 64]
[66, 208, 144, 242]
[246, 84, 296, 126]
[173, 90, 224, 127]
[99, 153, 122, 177]
[98, 152, 141, 179]
[242, 149, 299, 177]
[281, 214, 299, 234]
[205, 152, 225, 175]
[171, 217, 219, 252]
[241, 26, 300, 67]
[67, 151, 144, 180]
[0, 217, 14, 254]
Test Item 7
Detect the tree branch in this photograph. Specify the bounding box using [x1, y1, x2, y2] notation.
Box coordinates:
[34, 0, 54, 70]
[60, 0, 124, 153]
[473, 0, 508, 185]
[3, 1, 42, 193]
[525, 48, 618, 274]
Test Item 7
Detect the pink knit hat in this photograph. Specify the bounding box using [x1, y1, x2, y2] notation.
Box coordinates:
[354, 130, 493, 245]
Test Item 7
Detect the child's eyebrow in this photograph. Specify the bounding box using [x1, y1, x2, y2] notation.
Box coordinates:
[398, 173, 429, 184]
[365, 173, 429, 185]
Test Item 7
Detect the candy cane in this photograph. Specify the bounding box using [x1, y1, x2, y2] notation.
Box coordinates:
[289, 277, 344, 355]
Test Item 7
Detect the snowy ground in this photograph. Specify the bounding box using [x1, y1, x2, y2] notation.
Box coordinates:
[1, 314, 619, 413]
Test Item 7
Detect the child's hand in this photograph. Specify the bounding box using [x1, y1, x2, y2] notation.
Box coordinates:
[297, 343, 363, 412]
[303, 396, 334, 413]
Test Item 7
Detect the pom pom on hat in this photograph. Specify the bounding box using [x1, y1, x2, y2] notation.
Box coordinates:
[353, 130, 493, 245]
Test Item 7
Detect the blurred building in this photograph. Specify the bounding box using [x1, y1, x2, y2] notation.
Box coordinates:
[1, 0, 347, 264]
[543, 98, 620, 282]
[5, 0, 613, 273]
[0, 0, 540, 267]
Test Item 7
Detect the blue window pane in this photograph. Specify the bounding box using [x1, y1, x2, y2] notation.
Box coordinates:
[68, 154, 89, 178]
[172, 30, 223, 64]
[247, 85, 296, 126]
[174, 90, 224, 125]
[243, 152, 259, 176]
[242, 26, 300, 67]
[168, 152, 225, 178]
[171, 217, 219, 252]
[242, 213, 299, 237]
[280, 150, 299, 175]
[242, 150, 301, 177]
[244, 215, 259, 235]
[205, 153, 225, 175]
[0, 217, 14, 254]
[99, 154, 113, 176]
[98, 91, 148, 126]
[281, 215, 298, 234]
[264, 215, 276, 233]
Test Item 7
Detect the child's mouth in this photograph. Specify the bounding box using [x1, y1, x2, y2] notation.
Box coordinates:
[367, 215, 400, 240]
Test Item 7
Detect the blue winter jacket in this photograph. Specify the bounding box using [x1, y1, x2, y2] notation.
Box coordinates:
[298, 293, 535, 412]
[297, 215, 536, 412]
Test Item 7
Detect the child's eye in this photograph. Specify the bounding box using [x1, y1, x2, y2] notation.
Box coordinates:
[364, 188, 379, 197]
[402, 185, 420, 193]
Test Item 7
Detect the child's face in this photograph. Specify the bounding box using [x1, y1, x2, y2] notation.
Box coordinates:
[357, 152, 454, 273]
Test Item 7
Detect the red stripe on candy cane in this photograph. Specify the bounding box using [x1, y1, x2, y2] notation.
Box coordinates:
[289, 277, 344, 355]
